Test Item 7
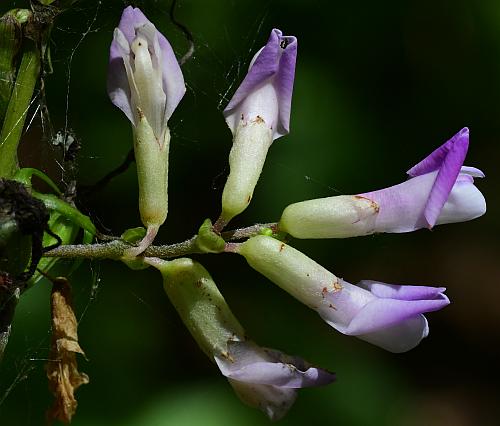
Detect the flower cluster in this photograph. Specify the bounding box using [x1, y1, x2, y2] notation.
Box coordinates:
[108, 6, 486, 420]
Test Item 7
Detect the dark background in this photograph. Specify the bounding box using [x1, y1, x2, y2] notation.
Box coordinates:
[1, 1, 499, 425]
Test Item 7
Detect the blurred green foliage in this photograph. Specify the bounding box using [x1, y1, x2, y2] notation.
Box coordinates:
[0, 0, 499, 425]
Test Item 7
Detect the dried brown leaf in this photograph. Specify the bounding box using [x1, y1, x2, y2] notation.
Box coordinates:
[46, 277, 88, 424]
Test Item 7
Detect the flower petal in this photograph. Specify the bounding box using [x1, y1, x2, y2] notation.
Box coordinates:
[108, 6, 185, 127]
[228, 379, 297, 421]
[108, 28, 135, 124]
[157, 29, 186, 122]
[116, 6, 149, 43]
[223, 29, 297, 139]
[215, 341, 335, 388]
[357, 315, 429, 353]
[273, 30, 297, 136]
[407, 128, 469, 227]
[357, 280, 446, 300]
[341, 296, 450, 335]
[437, 173, 486, 225]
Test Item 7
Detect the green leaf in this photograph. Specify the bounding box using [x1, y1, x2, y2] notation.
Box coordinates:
[33, 192, 96, 235]
[28, 212, 79, 286]
[13, 167, 62, 194]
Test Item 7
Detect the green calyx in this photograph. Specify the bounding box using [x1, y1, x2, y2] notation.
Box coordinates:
[120, 227, 150, 270]
[196, 219, 226, 253]
[147, 258, 245, 357]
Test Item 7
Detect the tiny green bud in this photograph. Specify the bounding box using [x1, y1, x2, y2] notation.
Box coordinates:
[196, 218, 226, 253]
[121, 227, 147, 244]
[259, 227, 273, 237]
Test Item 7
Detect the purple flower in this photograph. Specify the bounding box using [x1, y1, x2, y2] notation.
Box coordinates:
[108, 6, 185, 136]
[317, 280, 449, 353]
[145, 257, 334, 420]
[224, 28, 297, 139]
[362, 127, 486, 232]
[218, 29, 297, 227]
[217, 341, 335, 420]
[238, 235, 450, 353]
[279, 128, 486, 238]
[108, 7, 186, 254]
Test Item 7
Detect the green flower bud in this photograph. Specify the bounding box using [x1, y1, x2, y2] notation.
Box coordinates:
[196, 219, 225, 254]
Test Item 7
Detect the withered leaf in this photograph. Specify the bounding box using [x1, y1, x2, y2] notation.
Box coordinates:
[46, 277, 88, 424]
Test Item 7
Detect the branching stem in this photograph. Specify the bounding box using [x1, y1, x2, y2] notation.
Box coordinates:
[43, 222, 278, 260]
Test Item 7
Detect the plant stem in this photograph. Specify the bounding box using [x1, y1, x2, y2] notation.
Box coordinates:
[43, 223, 278, 260]
[0, 40, 40, 178]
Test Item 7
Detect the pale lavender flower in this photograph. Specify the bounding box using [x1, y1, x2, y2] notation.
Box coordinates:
[218, 29, 297, 227]
[238, 235, 450, 353]
[362, 127, 485, 232]
[217, 341, 335, 420]
[318, 280, 449, 353]
[108, 6, 186, 254]
[224, 28, 297, 139]
[146, 257, 334, 420]
[279, 128, 486, 238]
[108, 6, 185, 135]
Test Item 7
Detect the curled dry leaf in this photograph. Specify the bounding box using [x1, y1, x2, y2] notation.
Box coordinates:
[46, 277, 88, 424]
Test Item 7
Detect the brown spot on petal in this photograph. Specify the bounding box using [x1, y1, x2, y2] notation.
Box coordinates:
[246, 195, 252, 204]
[322, 287, 328, 298]
[333, 280, 343, 292]
[136, 107, 145, 120]
[329, 303, 337, 310]
[354, 195, 380, 213]
[279, 243, 285, 252]
[220, 350, 235, 363]
[253, 115, 265, 124]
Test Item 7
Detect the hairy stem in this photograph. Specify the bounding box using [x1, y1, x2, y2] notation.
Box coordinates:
[43, 223, 278, 260]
